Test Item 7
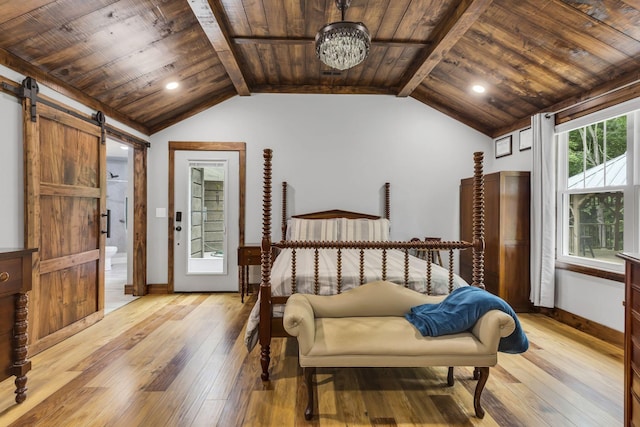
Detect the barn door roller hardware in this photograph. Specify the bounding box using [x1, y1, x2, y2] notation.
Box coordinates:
[20, 77, 39, 121]
[2, 77, 107, 130]
[93, 111, 106, 144]
[0, 77, 39, 121]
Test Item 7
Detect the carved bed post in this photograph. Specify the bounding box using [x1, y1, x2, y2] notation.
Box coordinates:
[472, 152, 485, 288]
[384, 182, 390, 220]
[281, 181, 287, 241]
[260, 149, 273, 381]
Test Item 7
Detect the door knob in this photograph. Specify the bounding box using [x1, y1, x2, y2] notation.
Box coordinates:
[176, 226, 182, 231]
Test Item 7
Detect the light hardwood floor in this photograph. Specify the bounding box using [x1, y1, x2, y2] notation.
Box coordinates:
[0, 293, 623, 426]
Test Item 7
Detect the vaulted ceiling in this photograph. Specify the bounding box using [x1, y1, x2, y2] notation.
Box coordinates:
[0, 0, 639, 137]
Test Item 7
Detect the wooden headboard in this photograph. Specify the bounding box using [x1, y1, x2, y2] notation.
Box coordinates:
[294, 209, 381, 220]
[281, 182, 390, 241]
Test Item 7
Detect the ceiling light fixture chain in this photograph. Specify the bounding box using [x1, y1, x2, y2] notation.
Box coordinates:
[336, 0, 350, 19]
[315, 0, 370, 71]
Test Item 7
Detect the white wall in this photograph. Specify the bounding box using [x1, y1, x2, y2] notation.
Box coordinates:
[148, 94, 492, 284]
[485, 128, 533, 173]
[0, 89, 24, 248]
[556, 270, 625, 331]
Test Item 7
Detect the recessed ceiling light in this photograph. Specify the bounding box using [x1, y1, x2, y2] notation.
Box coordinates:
[120, 146, 129, 150]
[166, 81, 179, 90]
[472, 84, 486, 94]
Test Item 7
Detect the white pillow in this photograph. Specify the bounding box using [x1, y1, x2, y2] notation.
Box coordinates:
[339, 218, 390, 242]
[288, 218, 340, 241]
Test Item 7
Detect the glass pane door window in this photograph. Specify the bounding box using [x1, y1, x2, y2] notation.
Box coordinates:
[187, 161, 227, 274]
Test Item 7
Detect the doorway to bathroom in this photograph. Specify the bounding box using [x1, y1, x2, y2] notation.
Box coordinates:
[105, 139, 138, 313]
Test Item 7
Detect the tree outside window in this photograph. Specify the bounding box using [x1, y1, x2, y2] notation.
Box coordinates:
[566, 115, 627, 264]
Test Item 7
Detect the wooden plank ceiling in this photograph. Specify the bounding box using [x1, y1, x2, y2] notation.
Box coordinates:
[0, 0, 638, 136]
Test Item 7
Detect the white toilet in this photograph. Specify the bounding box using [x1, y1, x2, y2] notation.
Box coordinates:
[105, 246, 118, 271]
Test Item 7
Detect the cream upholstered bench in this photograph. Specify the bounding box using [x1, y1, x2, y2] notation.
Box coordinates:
[283, 280, 516, 420]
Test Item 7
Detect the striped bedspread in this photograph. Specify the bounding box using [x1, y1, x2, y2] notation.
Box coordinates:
[270, 248, 465, 295]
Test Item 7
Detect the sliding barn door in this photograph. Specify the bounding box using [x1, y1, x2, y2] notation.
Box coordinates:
[23, 101, 106, 355]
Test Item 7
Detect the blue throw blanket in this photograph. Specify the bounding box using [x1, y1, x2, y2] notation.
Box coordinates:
[405, 286, 529, 354]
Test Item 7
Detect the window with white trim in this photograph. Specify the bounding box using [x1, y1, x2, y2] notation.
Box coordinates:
[557, 106, 639, 272]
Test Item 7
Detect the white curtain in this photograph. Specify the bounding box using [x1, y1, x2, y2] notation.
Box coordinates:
[530, 113, 556, 307]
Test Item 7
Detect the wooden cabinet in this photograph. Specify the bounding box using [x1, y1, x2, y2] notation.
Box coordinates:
[460, 171, 531, 312]
[0, 248, 36, 403]
[238, 244, 260, 302]
[619, 252, 640, 427]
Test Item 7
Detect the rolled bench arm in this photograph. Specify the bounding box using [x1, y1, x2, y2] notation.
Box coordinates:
[283, 294, 316, 355]
[471, 310, 516, 351]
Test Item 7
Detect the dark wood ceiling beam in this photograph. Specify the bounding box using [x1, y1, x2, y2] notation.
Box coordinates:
[189, 0, 250, 96]
[397, 0, 494, 97]
[252, 84, 394, 95]
[233, 36, 429, 49]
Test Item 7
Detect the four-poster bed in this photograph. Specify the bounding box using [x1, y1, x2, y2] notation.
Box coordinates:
[249, 149, 486, 381]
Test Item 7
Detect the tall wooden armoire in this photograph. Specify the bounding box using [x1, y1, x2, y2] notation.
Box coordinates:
[460, 171, 531, 312]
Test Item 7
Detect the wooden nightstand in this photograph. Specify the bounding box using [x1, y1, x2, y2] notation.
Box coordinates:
[238, 244, 261, 302]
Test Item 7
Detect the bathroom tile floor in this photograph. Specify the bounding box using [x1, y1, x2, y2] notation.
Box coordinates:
[105, 254, 138, 315]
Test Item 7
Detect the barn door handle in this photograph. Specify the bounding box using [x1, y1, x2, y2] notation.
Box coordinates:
[101, 209, 111, 238]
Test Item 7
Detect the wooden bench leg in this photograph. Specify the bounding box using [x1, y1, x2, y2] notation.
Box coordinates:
[473, 367, 490, 418]
[304, 367, 315, 420]
[447, 367, 454, 386]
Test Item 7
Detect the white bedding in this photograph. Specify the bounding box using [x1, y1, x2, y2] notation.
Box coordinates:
[244, 247, 468, 351]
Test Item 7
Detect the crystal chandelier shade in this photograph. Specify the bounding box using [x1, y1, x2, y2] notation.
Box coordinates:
[315, 1, 371, 71]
